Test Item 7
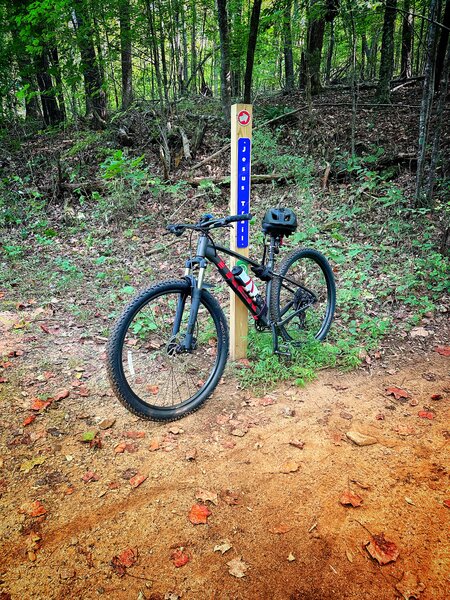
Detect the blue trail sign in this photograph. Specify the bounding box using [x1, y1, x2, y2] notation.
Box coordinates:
[237, 137, 251, 248]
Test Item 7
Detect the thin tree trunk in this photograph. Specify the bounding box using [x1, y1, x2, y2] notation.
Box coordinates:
[190, 0, 197, 92]
[376, 0, 397, 103]
[216, 0, 231, 118]
[283, 0, 295, 90]
[434, 0, 450, 90]
[73, 0, 107, 128]
[400, 0, 413, 78]
[119, 0, 133, 109]
[49, 47, 66, 121]
[415, 0, 441, 206]
[243, 0, 262, 103]
[36, 48, 62, 126]
[326, 20, 335, 83]
[306, 2, 326, 95]
[426, 37, 450, 204]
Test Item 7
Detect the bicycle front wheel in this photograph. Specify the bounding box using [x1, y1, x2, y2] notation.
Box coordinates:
[270, 248, 336, 345]
[107, 279, 229, 421]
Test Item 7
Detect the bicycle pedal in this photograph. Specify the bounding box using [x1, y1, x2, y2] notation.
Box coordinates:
[274, 345, 292, 359]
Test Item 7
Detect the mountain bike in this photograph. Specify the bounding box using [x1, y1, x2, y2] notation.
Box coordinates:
[107, 208, 336, 421]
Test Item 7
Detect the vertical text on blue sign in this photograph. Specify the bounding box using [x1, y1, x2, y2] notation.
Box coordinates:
[237, 137, 251, 248]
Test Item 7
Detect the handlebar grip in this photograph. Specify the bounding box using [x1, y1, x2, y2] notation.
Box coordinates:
[226, 213, 252, 224]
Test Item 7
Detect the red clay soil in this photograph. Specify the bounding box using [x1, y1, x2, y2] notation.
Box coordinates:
[0, 309, 449, 600]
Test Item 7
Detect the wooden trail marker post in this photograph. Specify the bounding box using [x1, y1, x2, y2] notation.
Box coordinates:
[229, 103, 252, 360]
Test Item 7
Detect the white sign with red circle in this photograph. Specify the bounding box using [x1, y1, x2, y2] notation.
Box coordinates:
[237, 109, 251, 126]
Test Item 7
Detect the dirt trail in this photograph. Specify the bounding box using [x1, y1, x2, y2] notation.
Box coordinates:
[0, 313, 449, 600]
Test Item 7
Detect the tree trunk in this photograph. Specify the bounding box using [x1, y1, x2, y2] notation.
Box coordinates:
[243, 0, 262, 103]
[415, 0, 441, 206]
[119, 0, 133, 109]
[216, 0, 231, 118]
[35, 48, 62, 126]
[190, 0, 197, 92]
[376, 0, 397, 103]
[73, 0, 107, 128]
[400, 0, 413, 79]
[306, 6, 326, 95]
[426, 36, 450, 204]
[283, 0, 295, 90]
[326, 20, 335, 83]
[434, 0, 450, 91]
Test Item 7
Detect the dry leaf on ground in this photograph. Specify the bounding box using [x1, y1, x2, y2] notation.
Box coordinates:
[19, 500, 47, 517]
[171, 548, 189, 567]
[395, 571, 426, 599]
[434, 346, 450, 357]
[386, 386, 409, 400]
[418, 411, 434, 419]
[269, 523, 291, 534]
[280, 461, 299, 473]
[188, 504, 211, 524]
[227, 557, 248, 578]
[195, 489, 218, 505]
[365, 533, 399, 564]
[129, 473, 147, 488]
[340, 490, 363, 507]
[214, 541, 232, 554]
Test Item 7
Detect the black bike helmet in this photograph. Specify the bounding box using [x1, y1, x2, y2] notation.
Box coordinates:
[261, 207, 298, 237]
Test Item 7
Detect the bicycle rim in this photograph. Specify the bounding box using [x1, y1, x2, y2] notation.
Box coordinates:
[276, 253, 334, 344]
[116, 288, 223, 412]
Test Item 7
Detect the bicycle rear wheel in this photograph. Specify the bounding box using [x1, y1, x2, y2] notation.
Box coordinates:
[107, 279, 229, 421]
[270, 248, 336, 345]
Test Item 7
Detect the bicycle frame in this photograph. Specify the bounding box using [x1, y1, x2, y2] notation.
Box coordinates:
[174, 231, 316, 356]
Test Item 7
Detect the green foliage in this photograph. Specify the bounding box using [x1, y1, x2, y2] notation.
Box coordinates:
[252, 128, 313, 187]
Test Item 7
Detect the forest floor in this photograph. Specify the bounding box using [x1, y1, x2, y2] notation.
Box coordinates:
[1, 84, 450, 599]
[0, 301, 449, 600]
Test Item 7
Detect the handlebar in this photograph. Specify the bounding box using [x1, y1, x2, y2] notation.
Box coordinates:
[166, 213, 252, 237]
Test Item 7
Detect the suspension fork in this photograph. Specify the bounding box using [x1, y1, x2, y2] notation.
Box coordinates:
[176, 235, 208, 351]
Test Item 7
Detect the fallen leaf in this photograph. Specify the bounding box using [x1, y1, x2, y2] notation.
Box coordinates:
[129, 473, 147, 488]
[168, 426, 183, 435]
[289, 440, 305, 449]
[23, 415, 36, 427]
[340, 490, 363, 507]
[185, 448, 198, 461]
[171, 548, 189, 567]
[30, 398, 51, 411]
[118, 548, 137, 567]
[280, 461, 299, 473]
[231, 428, 247, 437]
[287, 553, 296, 562]
[221, 489, 241, 505]
[418, 411, 434, 419]
[114, 442, 127, 453]
[195, 489, 218, 505]
[19, 500, 47, 517]
[81, 431, 97, 442]
[386, 387, 409, 400]
[146, 384, 159, 394]
[269, 523, 291, 534]
[443, 499, 450, 508]
[124, 430, 145, 439]
[54, 389, 70, 401]
[188, 504, 211, 524]
[148, 438, 160, 451]
[430, 393, 442, 400]
[435, 346, 450, 357]
[0, 377, 7, 383]
[39, 324, 51, 334]
[404, 497, 415, 505]
[82, 471, 99, 483]
[395, 571, 426, 600]
[214, 541, 232, 554]
[227, 557, 248, 578]
[0, 361, 13, 369]
[365, 533, 399, 564]
[98, 418, 115, 430]
[395, 425, 417, 436]
[346, 431, 378, 446]
[345, 549, 353, 563]
[20, 456, 46, 473]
